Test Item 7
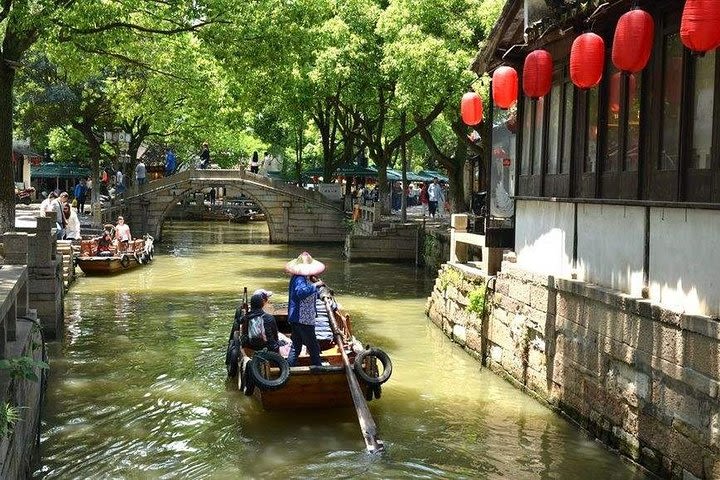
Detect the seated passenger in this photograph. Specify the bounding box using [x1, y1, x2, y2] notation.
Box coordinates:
[239, 290, 283, 353]
[95, 231, 114, 256]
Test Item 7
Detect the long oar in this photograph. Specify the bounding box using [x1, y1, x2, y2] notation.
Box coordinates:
[319, 286, 384, 453]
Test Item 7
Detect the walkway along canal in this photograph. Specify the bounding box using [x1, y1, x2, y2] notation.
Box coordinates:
[36, 221, 650, 478]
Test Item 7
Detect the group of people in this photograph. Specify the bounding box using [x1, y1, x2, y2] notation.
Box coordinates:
[94, 216, 132, 256]
[39, 191, 81, 240]
[228, 252, 343, 368]
[354, 177, 448, 219]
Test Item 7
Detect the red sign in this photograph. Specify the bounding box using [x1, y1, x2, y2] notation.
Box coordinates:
[502, 158, 511, 167]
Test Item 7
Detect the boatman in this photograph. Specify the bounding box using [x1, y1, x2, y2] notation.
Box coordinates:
[285, 252, 325, 367]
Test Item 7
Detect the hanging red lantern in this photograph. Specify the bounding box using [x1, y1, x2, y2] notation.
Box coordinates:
[570, 33, 605, 89]
[460, 92, 483, 125]
[522, 50, 553, 99]
[681, 0, 720, 53]
[609, 73, 637, 113]
[612, 9, 654, 73]
[492, 66, 518, 109]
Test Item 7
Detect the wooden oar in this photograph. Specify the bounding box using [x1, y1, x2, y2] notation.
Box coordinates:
[318, 285, 384, 453]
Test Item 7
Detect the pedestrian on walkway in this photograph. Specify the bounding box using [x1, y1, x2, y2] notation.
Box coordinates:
[419, 182, 429, 216]
[427, 177, 443, 219]
[73, 180, 87, 214]
[135, 159, 147, 186]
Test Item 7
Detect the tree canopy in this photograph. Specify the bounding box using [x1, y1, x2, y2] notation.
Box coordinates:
[3, 0, 504, 230]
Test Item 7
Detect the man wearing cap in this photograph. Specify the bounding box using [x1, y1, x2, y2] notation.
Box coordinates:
[229, 289, 281, 353]
[285, 252, 325, 367]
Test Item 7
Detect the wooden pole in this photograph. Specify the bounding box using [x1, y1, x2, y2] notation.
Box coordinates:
[319, 286, 384, 453]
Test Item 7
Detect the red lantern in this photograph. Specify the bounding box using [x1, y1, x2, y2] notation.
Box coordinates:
[681, 0, 720, 53]
[612, 9, 654, 73]
[609, 73, 637, 113]
[460, 92, 483, 126]
[492, 66, 518, 109]
[522, 50, 553, 99]
[570, 33, 605, 89]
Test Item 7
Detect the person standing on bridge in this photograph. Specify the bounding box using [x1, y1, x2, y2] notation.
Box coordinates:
[200, 142, 210, 169]
[165, 147, 176, 176]
[135, 159, 147, 187]
[250, 151, 260, 174]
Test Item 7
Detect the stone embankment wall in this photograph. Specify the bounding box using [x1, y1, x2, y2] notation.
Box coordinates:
[426, 261, 720, 479]
[345, 224, 419, 262]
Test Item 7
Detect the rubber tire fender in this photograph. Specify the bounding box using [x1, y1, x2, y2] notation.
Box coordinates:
[354, 348, 392, 385]
[226, 342, 240, 378]
[242, 363, 255, 396]
[120, 255, 131, 268]
[248, 351, 290, 391]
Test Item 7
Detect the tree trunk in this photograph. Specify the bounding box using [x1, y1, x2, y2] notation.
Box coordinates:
[0, 63, 16, 233]
[449, 139, 468, 212]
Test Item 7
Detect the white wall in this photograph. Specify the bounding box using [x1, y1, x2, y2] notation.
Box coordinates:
[576, 204, 645, 297]
[515, 200, 574, 277]
[649, 208, 720, 316]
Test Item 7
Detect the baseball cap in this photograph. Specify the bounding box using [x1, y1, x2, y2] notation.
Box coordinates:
[253, 289, 273, 299]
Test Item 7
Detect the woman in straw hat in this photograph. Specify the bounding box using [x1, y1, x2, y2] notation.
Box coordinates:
[285, 252, 326, 366]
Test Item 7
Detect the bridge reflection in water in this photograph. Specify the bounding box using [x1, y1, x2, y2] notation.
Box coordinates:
[37, 221, 650, 479]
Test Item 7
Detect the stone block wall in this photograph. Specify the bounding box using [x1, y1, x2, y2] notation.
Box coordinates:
[345, 224, 419, 262]
[426, 262, 720, 479]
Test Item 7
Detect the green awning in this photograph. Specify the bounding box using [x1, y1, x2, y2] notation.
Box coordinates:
[31, 162, 91, 179]
[387, 169, 426, 182]
[417, 170, 449, 182]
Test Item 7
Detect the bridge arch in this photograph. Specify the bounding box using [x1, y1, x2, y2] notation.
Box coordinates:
[103, 169, 346, 244]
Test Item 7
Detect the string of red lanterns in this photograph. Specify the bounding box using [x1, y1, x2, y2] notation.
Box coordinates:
[463, 1, 720, 120]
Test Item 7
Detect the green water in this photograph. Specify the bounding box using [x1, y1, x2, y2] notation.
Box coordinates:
[36, 221, 650, 479]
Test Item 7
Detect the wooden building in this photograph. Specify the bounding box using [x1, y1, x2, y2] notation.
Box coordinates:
[475, 0, 720, 317]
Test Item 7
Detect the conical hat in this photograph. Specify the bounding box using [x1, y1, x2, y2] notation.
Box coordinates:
[285, 251, 325, 276]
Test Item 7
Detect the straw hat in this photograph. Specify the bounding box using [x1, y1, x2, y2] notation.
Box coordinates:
[285, 251, 325, 276]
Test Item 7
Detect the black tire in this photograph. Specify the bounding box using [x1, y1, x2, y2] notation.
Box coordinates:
[248, 351, 290, 391]
[373, 383, 382, 399]
[226, 343, 239, 378]
[354, 348, 392, 385]
[242, 360, 255, 396]
[120, 255, 131, 268]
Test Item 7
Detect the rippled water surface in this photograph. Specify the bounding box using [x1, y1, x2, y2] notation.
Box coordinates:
[36, 221, 651, 479]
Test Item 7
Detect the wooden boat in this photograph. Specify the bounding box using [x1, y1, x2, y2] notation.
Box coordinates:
[76, 236, 154, 275]
[227, 287, 390, 452]
[228, 295, 390, 410]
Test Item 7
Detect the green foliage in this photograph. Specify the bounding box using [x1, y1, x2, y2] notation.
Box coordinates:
[0, 403, 21, 438]
[437, 267, 463, 291]
[466, 286, 487, 316]
[0, 356, 49, 383]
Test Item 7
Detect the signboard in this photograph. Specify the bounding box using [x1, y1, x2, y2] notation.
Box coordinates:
[317, 183, 342, 202]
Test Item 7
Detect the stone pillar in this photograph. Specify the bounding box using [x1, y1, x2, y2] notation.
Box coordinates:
[450, 214, 469, 264]
[27, 215, 64, 339]
[3, 232, 28, 266]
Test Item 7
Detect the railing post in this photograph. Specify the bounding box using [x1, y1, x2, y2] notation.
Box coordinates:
[450, 214, 469, 264]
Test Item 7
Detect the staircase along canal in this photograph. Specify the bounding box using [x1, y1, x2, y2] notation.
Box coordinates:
[36, 221, 651, 479]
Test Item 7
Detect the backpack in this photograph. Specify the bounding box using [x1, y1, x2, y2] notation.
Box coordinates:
[247, 315, 267, 347]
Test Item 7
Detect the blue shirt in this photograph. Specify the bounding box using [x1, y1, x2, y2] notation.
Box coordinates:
[287, 275, 318, 325]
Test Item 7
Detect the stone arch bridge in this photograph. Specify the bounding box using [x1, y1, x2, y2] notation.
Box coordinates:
[102, 169, 347, 243]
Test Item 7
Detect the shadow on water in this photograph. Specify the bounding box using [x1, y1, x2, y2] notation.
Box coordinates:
[36, 221, 652, 479]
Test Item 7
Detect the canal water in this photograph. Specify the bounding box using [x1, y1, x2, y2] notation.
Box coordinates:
[36, 221, 651, 479]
